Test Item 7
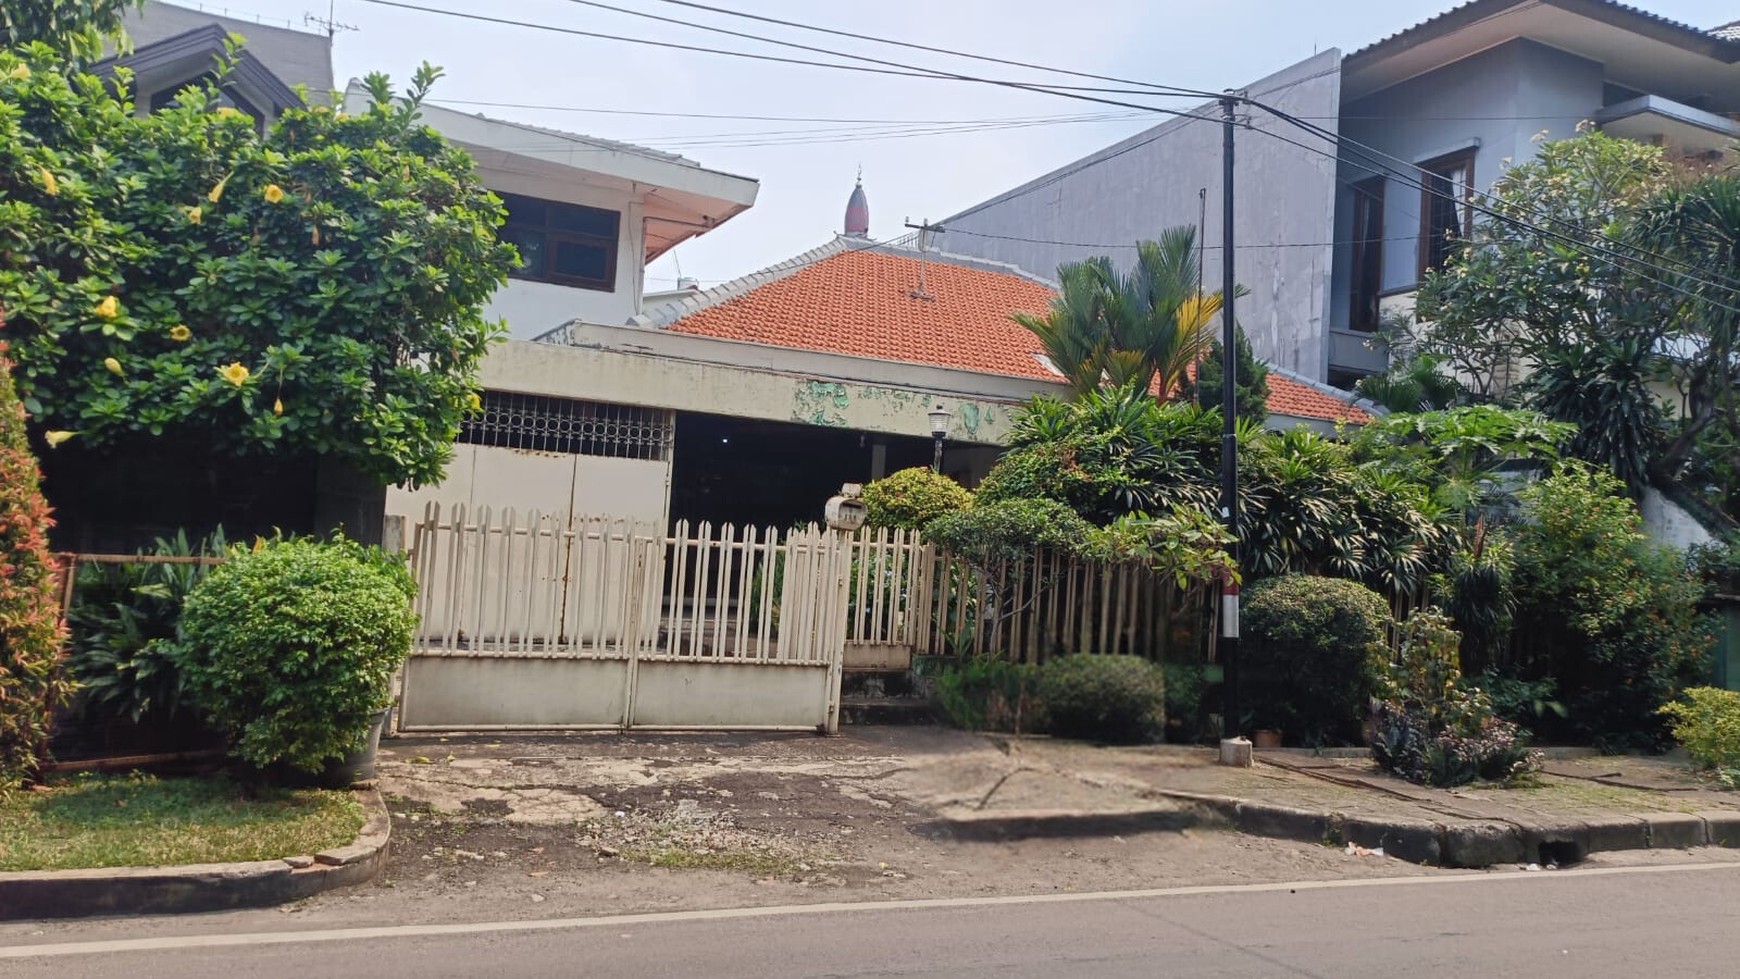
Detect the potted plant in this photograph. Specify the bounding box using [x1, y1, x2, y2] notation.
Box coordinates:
[174, 536, 417, 787]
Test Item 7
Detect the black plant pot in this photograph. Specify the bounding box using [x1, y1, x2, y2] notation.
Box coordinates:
[272, 707, 391, 789]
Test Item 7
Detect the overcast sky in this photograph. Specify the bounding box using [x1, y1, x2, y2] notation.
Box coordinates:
[186, 0, 1739, 288]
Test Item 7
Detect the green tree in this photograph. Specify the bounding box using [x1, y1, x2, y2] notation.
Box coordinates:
[0, 48, 516, 487]
[1628, 175, 1740, 498]
[1414, 130, 1678, 493]
[2, 0, 138, 61]
[1189, 324, 1268, 423]
[1014, 227, 1229, 402]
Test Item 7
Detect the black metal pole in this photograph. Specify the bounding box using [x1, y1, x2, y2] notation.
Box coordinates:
[932, 435, 944, 474]
[1218, 94, 1242, 741]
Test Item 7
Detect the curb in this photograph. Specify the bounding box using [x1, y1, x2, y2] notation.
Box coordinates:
[0, 788, 391, 921]
[1141, 789, 1740, 868]
[920, 806, 1206, 842]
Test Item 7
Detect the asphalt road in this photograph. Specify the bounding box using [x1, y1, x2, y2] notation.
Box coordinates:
[6, 863, 1740, 978]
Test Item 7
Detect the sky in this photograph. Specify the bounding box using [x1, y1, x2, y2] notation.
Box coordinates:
[172, 0, 1740, 288]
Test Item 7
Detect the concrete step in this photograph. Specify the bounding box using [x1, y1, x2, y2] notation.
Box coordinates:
[839, 697, 935, 726]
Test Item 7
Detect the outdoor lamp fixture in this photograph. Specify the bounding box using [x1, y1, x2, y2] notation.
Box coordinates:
[928, 405, 950, 473]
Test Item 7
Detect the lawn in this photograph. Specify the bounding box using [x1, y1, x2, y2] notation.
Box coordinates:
[0, 773, 366, 872]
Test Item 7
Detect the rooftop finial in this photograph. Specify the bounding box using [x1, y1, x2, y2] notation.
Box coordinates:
[844, 171, 870, 238]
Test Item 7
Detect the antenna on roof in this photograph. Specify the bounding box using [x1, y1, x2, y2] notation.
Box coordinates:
[904, 218, 940, 302]
[305, 1, 357, 39]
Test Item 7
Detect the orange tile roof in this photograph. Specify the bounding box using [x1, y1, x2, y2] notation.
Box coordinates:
[653, 240, 1371, 424]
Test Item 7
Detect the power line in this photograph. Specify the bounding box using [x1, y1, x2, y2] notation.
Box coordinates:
[940, 227, 1424, 252]
[629, 0, 1223, 100]
[367, 0, 1740, 306]
[428, 99, 1138, 126]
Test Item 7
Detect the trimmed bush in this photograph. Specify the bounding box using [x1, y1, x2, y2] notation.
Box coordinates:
[932, 659, 1041, 733]
[1241, 574, 1391, 745]
[1661, 687, 1740, 782]
[862, 467, 972, 531]
[176, 537, 416, 774]
[1036, 654, 1165, 744]
[0, 348, 72, 791]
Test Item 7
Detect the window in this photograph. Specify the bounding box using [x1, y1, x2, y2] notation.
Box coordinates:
[1349, 178, 1385, 332]
[148, 73, 264, 123]
[1418, 150, 1475, 277]
[499, 193, 620, 291]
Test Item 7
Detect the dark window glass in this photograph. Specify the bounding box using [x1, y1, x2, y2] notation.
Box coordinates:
[1419, 151, 1474, 277]
[553, 240, 610, 281]
[551, 203, 618, 238]
[499, 193, 618, 290]
[1349, 178, 1385, 332]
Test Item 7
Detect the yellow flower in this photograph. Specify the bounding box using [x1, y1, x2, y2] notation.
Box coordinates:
[169, 324, 192, 342]
[263, 184, 285, 204]
[207, 174, 230, 203]
[186, 205, 202, 225]
[94, 296, 119, 319]
[103, 356, 123, 376]
[38, 168, 57, 196]
[273, 397, 284, 416]
[8, 64, 30, 82]
[218, 362, 250, 387]
[43, 430, 74, 448]
[466, 392, 482, 412]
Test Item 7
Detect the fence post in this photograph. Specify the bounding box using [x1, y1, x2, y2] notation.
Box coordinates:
[822, 529, 852, 735]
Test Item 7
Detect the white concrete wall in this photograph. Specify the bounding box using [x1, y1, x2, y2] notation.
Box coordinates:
[389, 444, 671, 528]
[1641, 487, 1718, 550]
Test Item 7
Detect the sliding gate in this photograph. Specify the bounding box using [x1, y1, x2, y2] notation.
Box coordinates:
[399, 503, 851, 732]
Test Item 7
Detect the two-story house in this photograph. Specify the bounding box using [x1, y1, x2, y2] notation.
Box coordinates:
[938, 0, 1740, 389]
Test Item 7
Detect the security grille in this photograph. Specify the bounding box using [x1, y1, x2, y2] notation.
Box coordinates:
[460, 391, 672, 461]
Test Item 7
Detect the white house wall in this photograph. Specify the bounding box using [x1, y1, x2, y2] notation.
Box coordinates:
[386, 443, 671, 529]
[480, 168, 647, 336]
[937, 51, 1344, 382]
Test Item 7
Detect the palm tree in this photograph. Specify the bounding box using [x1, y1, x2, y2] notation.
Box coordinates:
[1013, 226, 1228, 402]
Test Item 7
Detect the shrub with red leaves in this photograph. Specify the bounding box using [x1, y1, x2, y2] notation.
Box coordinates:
[0, 340, 72, 791]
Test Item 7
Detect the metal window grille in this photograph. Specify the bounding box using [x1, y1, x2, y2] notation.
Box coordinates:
[460, 391, 672, 461]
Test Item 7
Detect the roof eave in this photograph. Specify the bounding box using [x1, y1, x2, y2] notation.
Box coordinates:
[1344, 0, 1740, 79]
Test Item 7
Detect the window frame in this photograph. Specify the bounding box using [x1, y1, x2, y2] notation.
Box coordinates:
[1349, 177, 1386, 332]
[1416, 149, 1476, 280]
[499, 193, 621, 292]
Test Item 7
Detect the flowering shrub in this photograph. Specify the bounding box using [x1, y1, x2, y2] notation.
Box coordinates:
[0, 345, 72, 790]
[0, 47, 515, 485]
[175, 537, 416, 773]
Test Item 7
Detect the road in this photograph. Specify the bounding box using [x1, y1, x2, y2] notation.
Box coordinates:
[5, 863, 1740, 978]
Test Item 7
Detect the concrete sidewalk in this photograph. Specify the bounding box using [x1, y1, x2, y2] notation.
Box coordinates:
[374, 727, 1740, 869]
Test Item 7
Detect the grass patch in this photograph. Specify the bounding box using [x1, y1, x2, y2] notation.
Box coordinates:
[0, 772, 366, 872]
[625, 846, 805, 875]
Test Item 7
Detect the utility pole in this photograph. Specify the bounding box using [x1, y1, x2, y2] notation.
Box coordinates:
[1218, 93, 1246, 766]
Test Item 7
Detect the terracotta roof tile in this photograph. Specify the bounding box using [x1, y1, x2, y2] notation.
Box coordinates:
[660, 243, 1370, 424]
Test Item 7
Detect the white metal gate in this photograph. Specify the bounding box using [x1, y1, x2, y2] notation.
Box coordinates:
[399, 503, 853, 732]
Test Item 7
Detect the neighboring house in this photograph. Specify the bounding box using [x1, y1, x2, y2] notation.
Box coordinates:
[112, 2, 331, 115]
[508, 183, 1375, 533]
[939, 0, 1740, 389]
[344, 92, 760, 533]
